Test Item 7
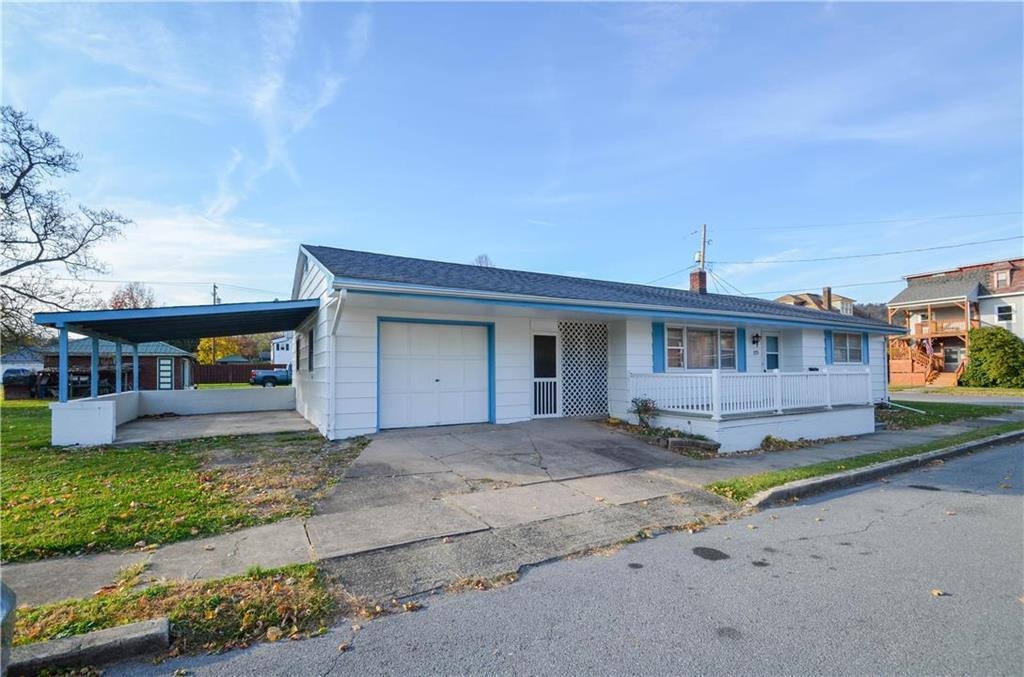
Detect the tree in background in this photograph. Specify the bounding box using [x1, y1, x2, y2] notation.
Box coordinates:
[0, 107, 130, 346]
[109, 281, 156, 309]
[195, 336, 244, 365]
[960, 327, 1024, 388]
[472, 254, 494, 267]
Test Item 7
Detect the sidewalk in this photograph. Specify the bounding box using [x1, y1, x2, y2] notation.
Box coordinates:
[889, 391, 1024, 407]
[5, 410, 1022, 606]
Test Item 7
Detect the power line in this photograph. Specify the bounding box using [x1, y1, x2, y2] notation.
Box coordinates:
[710, 235, 1022, 265]
[712, 210, 1023, 232]
[648, 263, 696, 285]
[744, 278, 907, 296]
[4, 274, 287, 297]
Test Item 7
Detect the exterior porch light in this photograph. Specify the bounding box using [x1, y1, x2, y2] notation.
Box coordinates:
[751, 333, 761, 346]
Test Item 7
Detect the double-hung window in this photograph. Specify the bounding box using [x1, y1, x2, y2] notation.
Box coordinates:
[833, 332, 863, 364]
[307, 329, 315, 373]
[997, 305, 1013, 322]
[666, 326, 737, 370]
[666, 328, 685, 368]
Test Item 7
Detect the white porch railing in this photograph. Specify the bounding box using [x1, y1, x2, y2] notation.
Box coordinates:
[629, 369, 872, 421]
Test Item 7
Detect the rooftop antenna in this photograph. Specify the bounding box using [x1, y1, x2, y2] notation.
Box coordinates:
[696, 223, 709, 271]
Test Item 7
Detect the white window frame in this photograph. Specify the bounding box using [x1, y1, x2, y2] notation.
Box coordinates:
[996, 305, 1013, 322]
[993, 270, 1010, 289]
[832, 332, 863, 364]
[664, 324, 738, 372]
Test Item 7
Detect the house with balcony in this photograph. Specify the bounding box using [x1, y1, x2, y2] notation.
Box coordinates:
[886, 258, 1023, 386]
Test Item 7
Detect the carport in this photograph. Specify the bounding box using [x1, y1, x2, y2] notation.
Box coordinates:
[34, 299, 320, 445]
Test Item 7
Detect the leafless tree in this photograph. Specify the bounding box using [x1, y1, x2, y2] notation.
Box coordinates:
[472, 254, 494, 267]
[0, 107, 129, 346]
[109, 281, 156, 309]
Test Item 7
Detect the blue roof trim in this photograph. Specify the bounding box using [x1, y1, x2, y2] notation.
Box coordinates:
[349, 289, 898, 334]
[34, 299, 320, 326]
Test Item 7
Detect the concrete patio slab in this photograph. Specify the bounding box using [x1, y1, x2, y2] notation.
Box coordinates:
[305, 499, 488, 559]
[444, 482, 601, 528]
[146, 519, 313, 581]
[560, 470, 691, 505]
[115, 410, 314, 444]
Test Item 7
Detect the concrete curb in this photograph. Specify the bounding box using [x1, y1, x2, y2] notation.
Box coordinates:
[744, 428, 1024, 509]
[7, 617, 169, 676]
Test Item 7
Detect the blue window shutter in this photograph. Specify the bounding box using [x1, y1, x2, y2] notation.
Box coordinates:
[824, 330, 834, 365]
[652, 322, 666, 373]
[862, 333, 870, 365]
[736, 328, 747, 372]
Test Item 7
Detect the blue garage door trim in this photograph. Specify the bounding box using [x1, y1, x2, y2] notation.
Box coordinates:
[376, 317, 496, 431]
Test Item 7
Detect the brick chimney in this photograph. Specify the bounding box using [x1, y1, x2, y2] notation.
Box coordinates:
[690, 270, 707, 294]
[822, 286, 833, 311]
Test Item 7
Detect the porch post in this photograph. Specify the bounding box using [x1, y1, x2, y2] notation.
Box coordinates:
[823, 369, 832, 410]
[114, 342, 123, 393]
[90, 337, 100, 398]
[58, 325, 69, 403]
[132, 344, 140, 392]
[774, 369, 784, 414]
[710, 369, 722, 421]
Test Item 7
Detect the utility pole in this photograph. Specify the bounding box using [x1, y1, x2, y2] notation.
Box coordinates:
[211, 283, 220, 364]
[698, 223, 708, 271]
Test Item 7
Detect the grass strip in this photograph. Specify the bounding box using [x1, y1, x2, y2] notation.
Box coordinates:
[706, 420, 1024, 503]
[13, 564, 336, 656]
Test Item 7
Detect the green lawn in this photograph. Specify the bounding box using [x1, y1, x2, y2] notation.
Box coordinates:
[876, 400, 1011, 430]
[14, 563, 336, 654]
[707, 420, 1024, 503]
[888, 385, 1024, 397]
[1, 399, 362, 562]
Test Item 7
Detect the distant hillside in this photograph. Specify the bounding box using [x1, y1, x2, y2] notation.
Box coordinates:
[854, 303, 888, 322]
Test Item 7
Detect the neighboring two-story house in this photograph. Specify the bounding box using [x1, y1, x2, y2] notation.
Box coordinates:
[775, 287, 855, 315]
[886, 258, 1023, 386]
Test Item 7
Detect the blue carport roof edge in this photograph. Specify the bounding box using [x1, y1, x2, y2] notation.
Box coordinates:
[34, 299, 320, 344]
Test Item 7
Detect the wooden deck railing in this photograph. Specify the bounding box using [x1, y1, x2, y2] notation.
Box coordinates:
[629, 369, 873, 421]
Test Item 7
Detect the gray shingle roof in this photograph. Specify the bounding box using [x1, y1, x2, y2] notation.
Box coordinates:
[41, 339, 192, 357]
[888, 269, 987, 306]
[304, 245, 898, 331]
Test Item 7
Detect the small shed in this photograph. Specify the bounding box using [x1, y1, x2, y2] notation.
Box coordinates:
[41, 339, 195, 394]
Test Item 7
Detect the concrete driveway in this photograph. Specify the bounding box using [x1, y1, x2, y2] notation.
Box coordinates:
[316, 418, 700, 518]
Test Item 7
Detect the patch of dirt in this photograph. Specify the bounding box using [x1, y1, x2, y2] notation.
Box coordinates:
[200, 434, 370, 520]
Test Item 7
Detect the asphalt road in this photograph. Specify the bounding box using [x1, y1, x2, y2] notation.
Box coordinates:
[112, 442, 1023, 676]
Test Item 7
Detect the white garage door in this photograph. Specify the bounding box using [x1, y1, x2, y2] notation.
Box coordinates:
[379, 322, 489, 429]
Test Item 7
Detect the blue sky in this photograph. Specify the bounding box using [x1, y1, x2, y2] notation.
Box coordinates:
[4, 1, 1022, 306]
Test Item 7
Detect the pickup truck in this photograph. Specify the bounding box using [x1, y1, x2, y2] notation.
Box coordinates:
[249, 368, 292, 387]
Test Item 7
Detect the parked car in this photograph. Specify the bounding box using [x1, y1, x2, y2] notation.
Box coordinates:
[249, 368, 291, 387]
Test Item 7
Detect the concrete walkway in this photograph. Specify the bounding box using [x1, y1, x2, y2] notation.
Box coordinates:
[6, 412, 1022, 606]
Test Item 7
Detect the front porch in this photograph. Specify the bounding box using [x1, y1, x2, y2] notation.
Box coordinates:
[628, 369, 876, 452]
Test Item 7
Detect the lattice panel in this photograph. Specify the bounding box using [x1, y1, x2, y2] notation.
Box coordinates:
[559, 321, 608, 417]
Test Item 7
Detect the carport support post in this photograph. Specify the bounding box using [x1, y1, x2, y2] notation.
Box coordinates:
[114, 342, 123, 393]
[90, 337, 100, 398]
[58, 326, 69, 402]
[132, 344, 140, 392]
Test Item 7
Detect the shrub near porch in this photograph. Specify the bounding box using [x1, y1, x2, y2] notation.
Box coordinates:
[0, 400, 361, 562]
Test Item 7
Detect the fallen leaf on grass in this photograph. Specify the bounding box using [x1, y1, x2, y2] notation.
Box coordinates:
[266, 626, 283, 641]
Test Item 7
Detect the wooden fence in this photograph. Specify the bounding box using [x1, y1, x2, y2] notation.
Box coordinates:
[194, 363, 280, 384]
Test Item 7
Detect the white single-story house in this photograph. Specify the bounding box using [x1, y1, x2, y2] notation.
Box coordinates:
[36, 245, 900, 451]
[287, 245, 898, 451]
[271, 332, 294, 369]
